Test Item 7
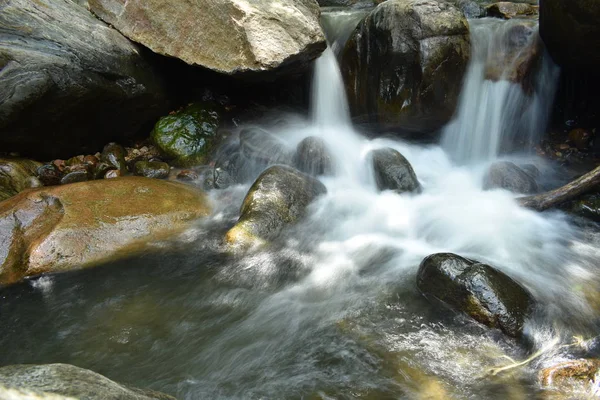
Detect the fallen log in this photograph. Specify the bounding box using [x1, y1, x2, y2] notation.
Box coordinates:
[518, 165, 600, 211]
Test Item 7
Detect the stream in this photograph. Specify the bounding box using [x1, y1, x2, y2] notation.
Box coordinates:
[1, 10, 599, 400]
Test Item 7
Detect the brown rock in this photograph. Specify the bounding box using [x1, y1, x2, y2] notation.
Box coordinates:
[104, 169, 121, 179]
[0, 158, 42, 201]
[567, 128, 592, 150]
[540, 359, 600, 392]
[0, 177, 211, 285]
[486, 2, 537, 19]
[177, 170, 199, 181]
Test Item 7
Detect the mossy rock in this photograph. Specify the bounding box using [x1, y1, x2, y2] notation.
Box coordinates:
[0, 158, 42, 201]
[151, 103, 221, 167]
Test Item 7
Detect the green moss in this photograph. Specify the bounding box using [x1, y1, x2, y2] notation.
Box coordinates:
[151, 103, 221, 167]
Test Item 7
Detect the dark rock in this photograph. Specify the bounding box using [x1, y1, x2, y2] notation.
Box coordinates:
[341, 0, 470, 133]
[134, 161, 170, 179]
[369, 148, 421, 194]
[104, 170, 121, 179]
[483, 161, 538, 194]
[0, 158, 43, 201]
[239, 127, 293, 166]
[567, 128, 593, 150]
[88, 0, 326, 77]
[151, 103, 221, 167]
[60, 170, 89, 185]
[417, 253, 534, 338]
[101, 143, 128, 173]
[519, 163, 540, 179]
[36, 164, 62, 186]
[0, 363, 175, 399]
[177, 170, 199, 181]
[486, 2, 537, 19]
[0, 0, 168, 160]
[226, 165, 327, 248]
[451, 0, 485, 18]
[568, 192, 600, 222]
[83, 155, 99, 169]
[293, 136, 334, 176]
[94, 162, 116, 179]
[540, 0, 600, 69]
[214, 167, 234, 189]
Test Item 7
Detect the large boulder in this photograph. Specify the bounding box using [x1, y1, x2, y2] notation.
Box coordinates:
[486, 2, 537, 19]
[539, 0, 600, 69]
[88, 0, 326, 77]
[0, 364, 175, 400]
[0, 0, 168, 160]
[341, 0, 470, 133]
[0, 177, 210, 285]
[483, 161, 538, 194]
[417, 253, 534, 338]
[225, 165, 326, 248]
[0, 158, 42, 201]
[369, 148, 421, 194]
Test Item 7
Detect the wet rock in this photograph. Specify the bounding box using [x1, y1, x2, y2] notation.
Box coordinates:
[226, 165, 326, 248]
[0, 158, 43, 201]
[369, 148, 421, 194]
[36, 164, 62, 186]
[125, 145, 161, 168]
[540, 0, 600, 69]
[486, 2, 537, 19]
[239, 127, 293, 166]
[88, 0, 326, 77]
[93, 162, 115, 179]
[214, 167, 234, 189]
[318, 0, 386, 7]
[451, 0, 485, 18]
[151, 103, 221, 167]
[83, 155, 99, 170]
[540, 359, 600, 394]
[60, 170, 89, 185]
[417, 253, 534, 338]
[519, 163, 540, 179]
[568, 192, 600, 222]
[483, 161, 538, 194]
[293, 136, 334, 176]
[104, 170, 122, 179]
[0, 177, 211, 285]
[177, 170, 199, 182]
[0, 0, 167, 160]
[341, 0, 470, 133]
[134, 161, 170, 179]
[0, 364, 175, 400]
[101, 143, 128, 173]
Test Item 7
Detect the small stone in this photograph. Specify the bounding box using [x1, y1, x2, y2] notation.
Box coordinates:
[52, 159, 66, 172]
[101, 142, 128, 173]
[104, 170, 121, 179]
[60, 170, 89, 185]
[83, 155, 99, 168]
[36, 164, 62, 186]
[65, 155, 85, 166]
[134, 161, 170, 179]
[177, 170, 198, 181]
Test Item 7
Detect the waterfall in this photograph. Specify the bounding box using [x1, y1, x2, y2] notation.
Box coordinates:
[441, 18, 559, 164]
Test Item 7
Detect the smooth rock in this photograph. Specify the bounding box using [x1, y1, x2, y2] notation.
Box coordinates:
[134, 161, 170, 179]
[341, 0, 470, 133]
[293, 136, 334, 176]
[417, 253, 534, 338]
[369, 148, 421, 194]
[540, 359, 600, 395]
[540, 0, 600, 69]
[36, 164, 63, 187]
[151, 104, 221, 167]
[451, 0, 485, 18]
[0, 364, 175, 400]
[88, 0, 326, 77]
[0, 158, 42, 201]
[486, 2, 537, 19]
[0, 177, 211, 285]
[59, 170, 89, 185]
[104, 170, 122, 179]
[101, 143, 128, 173]
[225, 165, 326, 248]
[239, 127, 293, 166]
[0, 0, 167, 160]
[483, 161, 538, 194]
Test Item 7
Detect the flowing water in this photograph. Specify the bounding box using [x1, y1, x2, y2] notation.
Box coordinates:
[1, 11, 599, 400]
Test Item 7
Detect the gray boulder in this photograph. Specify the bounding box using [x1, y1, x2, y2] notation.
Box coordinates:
[88, 0, 326, 77]
[341, 0, 470, 133]
[417, 253, 534, 338]
[0, 0, 168, 160]
[0, 364, 175, 400]
[293, 136, 334, 176]
[369, 148, 421, 194]
[225, 165, 326, 248]
[483, 161, 538, 194]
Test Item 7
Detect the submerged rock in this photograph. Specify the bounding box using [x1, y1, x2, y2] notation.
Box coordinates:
[0, 364, 175, 400]
[417, 253, 534, 338]
[486, 2, 537, 19]
[568, 192, 600, 222]
[540, 359, 600, 395]
[239, 127, 293, 167]
[483, 161, 538, 194]
[0, 0, 167, 160]
[134, 161, 170, 179]
[0, 158, 42, 201]
[369, 148, 421, 194]
[0, 177, 210, 285]
[341, 0, 470, 133]
[226, 165, 326, 248]
[293, 136, 334, 176]
[151, 104, 221, 167]
[88, 0, 326, 77]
